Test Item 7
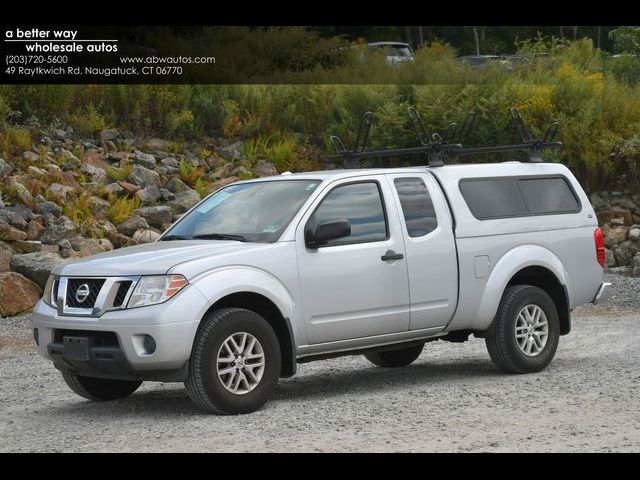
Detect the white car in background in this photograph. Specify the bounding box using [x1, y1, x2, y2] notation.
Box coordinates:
[368, 42, 415, 65]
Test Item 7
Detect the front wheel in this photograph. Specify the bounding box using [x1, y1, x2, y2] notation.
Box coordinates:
[185, 308, 281, 415]
[61, 370, 142, 401]
[485, 285, 560, 374]
[364, 343, 424, 368]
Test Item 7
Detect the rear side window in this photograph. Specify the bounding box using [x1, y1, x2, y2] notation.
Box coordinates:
[459, 176, 580, 220]
[459, 178, 527, 219]
[518, 177, 580, 214]
[310, 181, 388, 246]
[394, 177, 438, 237]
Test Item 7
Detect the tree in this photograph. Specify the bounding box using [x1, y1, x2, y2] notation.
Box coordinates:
[473, 27, 480, 55]
[609, 26, 640, 54]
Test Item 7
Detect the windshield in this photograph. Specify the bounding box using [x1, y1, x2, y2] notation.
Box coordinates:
[370, 45, 412, 58]
[163, 180, 321, 243]
[387, 47, 412, 58]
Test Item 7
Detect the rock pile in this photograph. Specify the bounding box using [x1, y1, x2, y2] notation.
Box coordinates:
[0, 125, 279, 316]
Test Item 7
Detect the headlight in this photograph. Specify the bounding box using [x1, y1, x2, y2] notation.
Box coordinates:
[43, 275, 57, 307]
[127, 275, 188, 308]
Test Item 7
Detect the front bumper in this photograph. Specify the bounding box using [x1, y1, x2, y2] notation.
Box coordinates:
[32, 284, 210, 379]
[592, 282, 612, 305]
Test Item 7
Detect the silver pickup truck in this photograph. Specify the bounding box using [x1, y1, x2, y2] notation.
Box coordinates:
[32, 162, 610, 414]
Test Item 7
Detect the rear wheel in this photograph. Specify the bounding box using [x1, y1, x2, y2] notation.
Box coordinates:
[61, 370, 142, 401]
[185, 308, 281, 415]
[364, 343, 424, 368]
[485, 285, 560, 374]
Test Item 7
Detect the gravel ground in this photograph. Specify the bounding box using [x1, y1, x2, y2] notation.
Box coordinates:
[1, 273, 639, 452]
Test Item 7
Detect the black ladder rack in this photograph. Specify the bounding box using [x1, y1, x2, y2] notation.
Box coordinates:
[327, 107, 562, 167]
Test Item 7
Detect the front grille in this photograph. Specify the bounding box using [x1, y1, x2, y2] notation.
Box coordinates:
[52, 279, 59, 302]
[113, 281, 133, 307]
[66, 279, 105, 308]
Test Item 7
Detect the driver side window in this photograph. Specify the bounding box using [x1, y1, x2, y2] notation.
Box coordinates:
[307, 181, 388, 247]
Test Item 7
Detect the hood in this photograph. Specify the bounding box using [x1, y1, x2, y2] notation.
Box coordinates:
[55, 240, 275, 277]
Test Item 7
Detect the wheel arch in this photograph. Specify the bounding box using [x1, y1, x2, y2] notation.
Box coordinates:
[476, 245, 570, 334]
[204, 291, 296, 377]
[506, 266, 571, 335]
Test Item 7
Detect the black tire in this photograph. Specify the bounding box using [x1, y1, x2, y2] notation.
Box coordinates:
[485, 285, 560, 374]
[364, 343, 424, 368]
[185, 308, 281, 415]
[61, 370, 142, 401]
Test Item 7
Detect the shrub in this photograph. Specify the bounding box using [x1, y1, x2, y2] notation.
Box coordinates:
[63, 191, 94, 228]
[179, 159, 205, 186]
[69, 103, 108, 137]
[0, 127, 32, 159]
[106, 159, 134, 181]
[607, 55, 640, 85]
[0, 93, 10, 127]
[614, 136, 640, 192]
[222, 99, 242, 139]
[107, 195, 142, 225]
[194, 178, 213, 198]
[166, 109, 196, 137]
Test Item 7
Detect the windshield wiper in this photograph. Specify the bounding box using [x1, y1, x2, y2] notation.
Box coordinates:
[191, 233, 249, 242]
[160, 234, 192, 241]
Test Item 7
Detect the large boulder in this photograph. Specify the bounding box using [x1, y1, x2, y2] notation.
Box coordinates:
[116, 215, 149, 236]
[255, 160, 278, 177]
[128, 165, 161, 188]
[133, 150, 157, 169]
[58, 149, 81, 169]
[633, 254, 640, 277]
[0, 157, 12, 177]
[106, 231, 138, 248]
[97, 238, 114, 251]
[10, 251, 66, 288]
[40, 216, 79, 245]
[602, 225, 628, 249]
[0, 223, 27, 241]
[103, 182, 124, 196]
[0, 241, 15, 272]
[628, 226, 640, 243]
[132, 229, 161, 244]
[215, 140, 244, 160]
[161, 157, 180, 170]
[165, 177, 189, 193]
[136, 185, 162, 204]
[613, 240, 638, 267]
[0, 209, 28, 230]
[598, 206, 633, 226]
[134, 206, 172, 229]
[81, 162, 107, 184]
[0, 272, 42, 317]
[146, 138, 171, 151]
[69, 237, 106, 257]
[47, 183, 75, 203]
[605, 248, 616, 268]
[167, 189, 201, 214]
[35, 201, 62, 218]
[11, 182, 33, 206]
[14, 240, 42, 253]
[99, 128, 120, 142]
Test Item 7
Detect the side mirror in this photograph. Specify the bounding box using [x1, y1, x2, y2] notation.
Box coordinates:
[305, 219, 351, 248]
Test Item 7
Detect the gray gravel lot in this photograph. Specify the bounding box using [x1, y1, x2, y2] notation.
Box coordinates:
[1, 273, 639, 452]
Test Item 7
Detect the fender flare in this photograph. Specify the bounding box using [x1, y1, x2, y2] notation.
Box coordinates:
[189, 266, 300, 371]
[475, 245, 568, 331]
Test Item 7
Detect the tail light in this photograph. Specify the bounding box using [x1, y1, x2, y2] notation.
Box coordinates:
[594, 227, 606, 268]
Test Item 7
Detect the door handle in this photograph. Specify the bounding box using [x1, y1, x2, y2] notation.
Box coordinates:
[381, 250, 404, 262]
